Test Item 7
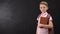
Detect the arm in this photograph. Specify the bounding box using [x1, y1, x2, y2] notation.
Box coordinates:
[40, 20, 53, 29]
[39, 16, 53, 29]
[47, 20, 53, 28]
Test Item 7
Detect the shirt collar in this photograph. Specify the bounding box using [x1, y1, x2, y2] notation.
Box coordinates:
[41, 12, 48, 15]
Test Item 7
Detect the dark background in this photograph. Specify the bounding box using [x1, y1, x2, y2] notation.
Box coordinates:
[0, 0, 59, 34]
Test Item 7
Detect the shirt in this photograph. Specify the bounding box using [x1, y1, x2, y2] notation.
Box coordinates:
[36, 12, 53, 34]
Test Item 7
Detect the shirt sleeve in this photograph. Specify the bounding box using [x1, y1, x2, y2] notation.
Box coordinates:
[37, 14, 40, 21]
[37, 17, 38, 20]
[49, 16, 53, 21]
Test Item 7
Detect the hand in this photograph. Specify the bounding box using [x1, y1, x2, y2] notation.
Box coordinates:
[39, 24, 50, 28]
[39, 24, 44, 28]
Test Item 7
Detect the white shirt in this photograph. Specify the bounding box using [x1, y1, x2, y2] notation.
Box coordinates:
[37, 12, 52, 22]
[36, 12, 53, 34]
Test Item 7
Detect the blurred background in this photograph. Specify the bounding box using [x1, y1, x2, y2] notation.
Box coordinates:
[0, 0, 59, 34]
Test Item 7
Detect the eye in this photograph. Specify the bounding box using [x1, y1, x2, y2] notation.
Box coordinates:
[40, 7, 45, 9]
[43, 7, 45, 8]
[40, 7, 42, 9]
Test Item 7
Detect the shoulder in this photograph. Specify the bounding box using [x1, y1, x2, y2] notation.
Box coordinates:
[37, 14, 41, 18]
[37, 14, 41, 20]
[47, 13, 52, 17]
[47, 13, 52, 19]
[47, 13, 53, 20]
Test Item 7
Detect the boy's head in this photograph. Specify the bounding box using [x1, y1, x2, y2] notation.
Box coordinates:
[39, 1, 48, 13]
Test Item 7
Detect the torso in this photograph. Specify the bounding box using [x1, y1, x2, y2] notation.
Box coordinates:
[37, 12, 49, 34]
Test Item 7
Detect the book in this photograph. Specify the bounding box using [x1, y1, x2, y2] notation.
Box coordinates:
[40, 17, 49, 25]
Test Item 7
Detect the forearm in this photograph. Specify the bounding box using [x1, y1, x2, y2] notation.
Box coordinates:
[41, 24, 53, 29]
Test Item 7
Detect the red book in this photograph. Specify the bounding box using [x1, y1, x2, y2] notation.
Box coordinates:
[40, 17, 49, 25]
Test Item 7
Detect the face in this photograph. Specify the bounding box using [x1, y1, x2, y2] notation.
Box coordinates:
[39, 4, 48, 13]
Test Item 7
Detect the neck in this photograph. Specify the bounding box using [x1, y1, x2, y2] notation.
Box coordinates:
[42, 12, 46, 14]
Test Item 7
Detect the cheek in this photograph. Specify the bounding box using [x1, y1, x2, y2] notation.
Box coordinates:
[43, 7, 48, 10]
[40, 8, 43, 11]
[45, 8, 48, 10]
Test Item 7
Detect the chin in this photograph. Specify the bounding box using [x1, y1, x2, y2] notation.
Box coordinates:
[42, 11, 46, 13]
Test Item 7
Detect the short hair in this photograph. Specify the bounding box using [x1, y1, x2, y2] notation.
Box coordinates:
[40, 1, 48, 7]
